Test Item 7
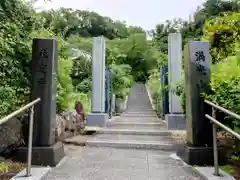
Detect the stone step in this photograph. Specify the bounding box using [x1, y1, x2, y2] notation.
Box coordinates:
[97, 129, 170, 136]
[86, 139, 176, 151]
[122, 113, 156, 116]
[121, 114, 158, 117]
[92, 134, 174, 142]
[117, 117, 160, 120]
[103, 124, 165, 130]
[109, 120, 162, 125]
[106, 122, 165, 129]
[108, 122, 163, 126]
[123, 111, 156, 114]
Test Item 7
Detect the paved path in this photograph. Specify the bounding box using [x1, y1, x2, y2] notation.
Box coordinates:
[44, 84, 203, 180]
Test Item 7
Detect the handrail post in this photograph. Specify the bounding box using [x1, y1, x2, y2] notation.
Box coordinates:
[26, 106, 34, 177]
[212, 107, 219, 176]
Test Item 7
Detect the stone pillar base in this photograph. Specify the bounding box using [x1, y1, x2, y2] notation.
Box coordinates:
[177, 144, 228, 166]
[86, 112, 109, 127]
[166, 114, 186, 130]
[13, 142, 65, 167]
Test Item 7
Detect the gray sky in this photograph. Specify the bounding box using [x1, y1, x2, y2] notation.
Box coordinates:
[35, 0, 204, 30]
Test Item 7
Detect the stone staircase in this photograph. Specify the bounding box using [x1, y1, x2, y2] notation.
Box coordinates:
[86, 84, 177, 151]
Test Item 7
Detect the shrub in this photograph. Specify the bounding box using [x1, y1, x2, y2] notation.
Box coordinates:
[75, 78, 92, 94]
[204, 54, 240, 129]
[174, 77, 186, 116]
[203, 12, 240, 63]
[147, 69, 161, 113]
[110, 64, 133, 99]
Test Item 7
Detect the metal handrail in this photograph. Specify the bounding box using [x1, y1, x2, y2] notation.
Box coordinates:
[0, 98, 41, 177]
[204, 99, 240, 176]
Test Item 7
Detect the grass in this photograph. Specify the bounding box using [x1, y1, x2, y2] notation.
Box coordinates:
[220, 164, 235, 175]
[0, 160, 25, 179]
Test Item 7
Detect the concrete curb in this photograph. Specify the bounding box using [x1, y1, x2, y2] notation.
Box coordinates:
[124, 95, 129, 111]
[11, 167, 50, 180]
[194, 167, 235, 180]
[145, 84, 155, 110]
[170, 153, 235, 180]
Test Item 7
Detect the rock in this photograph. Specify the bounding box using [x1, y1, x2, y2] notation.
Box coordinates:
[55, 110, 85, 140]
[0, 110, 85, 157]
[0, 117, 24, 157]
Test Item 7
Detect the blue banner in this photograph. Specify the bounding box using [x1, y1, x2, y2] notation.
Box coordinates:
[160, 65, 169, 117]
[105, 67, 111, 117]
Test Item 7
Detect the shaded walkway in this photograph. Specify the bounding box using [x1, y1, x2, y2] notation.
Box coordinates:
[44, 84, 203, 180]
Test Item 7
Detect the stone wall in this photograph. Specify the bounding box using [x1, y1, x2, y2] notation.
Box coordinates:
[0, 110, 84, 157]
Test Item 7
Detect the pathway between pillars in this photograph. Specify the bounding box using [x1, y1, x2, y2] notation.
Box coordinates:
[44, 84, 203, 180]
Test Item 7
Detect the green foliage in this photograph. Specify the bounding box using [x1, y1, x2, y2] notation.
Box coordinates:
[174, 77, 186, 116]
[0, 0, 34, 116]
[75, 79, 92, 94]
[109, 33, 160, 82]
[110, 64, 133, 99]
[38, 8, 145, 39]
[204, 55, 240, 128]
[147, 69, 161, 114]
[203, 12, 240, 63]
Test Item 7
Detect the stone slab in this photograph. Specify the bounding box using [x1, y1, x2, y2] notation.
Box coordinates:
[43, 147, 204, 180]
[195, 167, 235, 180]
[62, 135, 93, 146]
[11, 167, 50, 180]
[86, 139, 177, 151]
[98, 129, 170, 136]
[177, 144, 228, 166]
[86, 112, 108, 127]
[166, 114, 186, 130]
[14, 142, 65, 167]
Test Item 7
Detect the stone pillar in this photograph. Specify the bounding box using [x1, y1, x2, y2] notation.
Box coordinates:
[166, 33, 185, 130]
[168, 33, 182, 113]
[177, 41, 219, 165]
[87, 36, 108, 126]
[15, 38, 65, 166]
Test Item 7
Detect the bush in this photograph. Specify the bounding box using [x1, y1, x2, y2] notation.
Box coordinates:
[147, 69, 161, 113]
[75, 78, 92, 94]
[204, 54, 240, 129]
[110, 64, 133, 99]
[174, 77, 186, 116]
[203, 12, 240, 63]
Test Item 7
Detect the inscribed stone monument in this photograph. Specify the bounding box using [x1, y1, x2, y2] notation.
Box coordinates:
[31, 39, 57, 146]
[87, 36, 108, 126]
[184, 41, 212, 146]
[177, 41, 218, 165]
[15, 38, 65, 166]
